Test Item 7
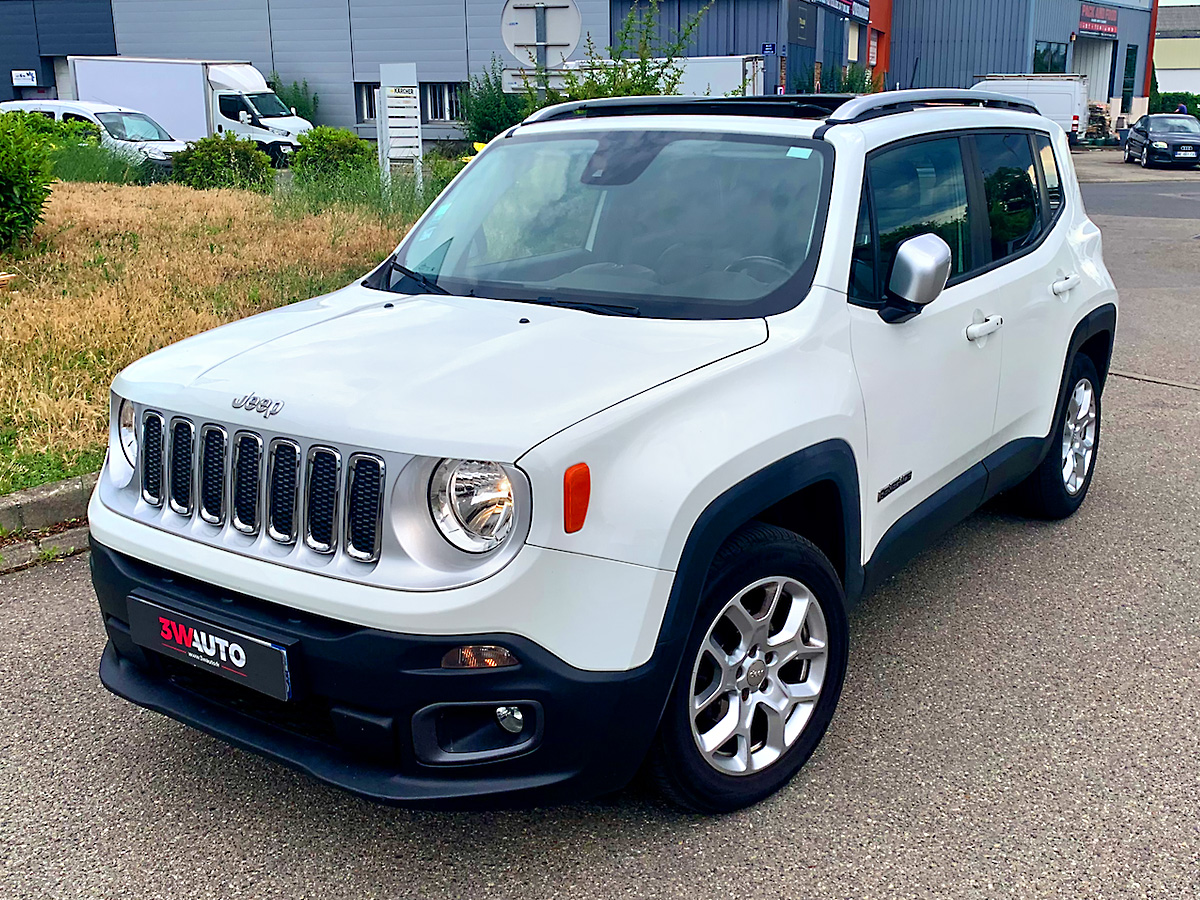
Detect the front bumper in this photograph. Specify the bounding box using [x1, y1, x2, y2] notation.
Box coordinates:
[1148, 144, 1199, 165]
[92, 540, 679, 807]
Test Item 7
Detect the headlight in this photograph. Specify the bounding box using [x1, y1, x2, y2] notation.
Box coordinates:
[267, 125, 290, 137]
[144, 147, 168, 160]
[1152, 141, 1168, 150]
[118, 398, 138, 467]
[429, 459, 515, 553]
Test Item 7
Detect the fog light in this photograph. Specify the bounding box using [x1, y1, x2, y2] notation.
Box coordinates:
[495, 706, 524, 734]
[441, 645, 519, 669]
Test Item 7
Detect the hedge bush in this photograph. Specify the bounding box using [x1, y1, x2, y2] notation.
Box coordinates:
[1, 110, 101, 149]
[1150, 91, 1200, 115]
[292, 126, 375, 182]
[172, 132, 274, 193]
[0, 113, 54, 251]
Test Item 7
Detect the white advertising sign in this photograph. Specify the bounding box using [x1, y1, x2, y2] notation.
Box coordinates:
[378, 63, 423, 174]
[11, 69, 38, 87]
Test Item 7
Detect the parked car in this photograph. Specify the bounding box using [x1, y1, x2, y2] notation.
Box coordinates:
[0, 99, 186, 168]
[1123, 113, 1200, 168]
[69, 56, 312, 166]
[89, 90, 1116, 812]
[972, 75, 1089, 144]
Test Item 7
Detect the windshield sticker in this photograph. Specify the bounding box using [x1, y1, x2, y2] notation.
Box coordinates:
[787, 147, 813, 159]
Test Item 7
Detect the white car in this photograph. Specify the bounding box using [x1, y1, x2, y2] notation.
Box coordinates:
[89, 90, 1117, 811]
[0, 99, 186, 168]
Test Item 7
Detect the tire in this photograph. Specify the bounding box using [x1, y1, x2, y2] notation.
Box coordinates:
[649, 523, 849, 813]
[1123, 144, 1134, 163]
[1012, 354, 1101, 520]
[1141, 146, 1151, 168]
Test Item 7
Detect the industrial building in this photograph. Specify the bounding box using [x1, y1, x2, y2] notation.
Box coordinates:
[3, 1, 1164, 134]
[1154, 3, 1200, 93]
[872, 0, 1159, 118]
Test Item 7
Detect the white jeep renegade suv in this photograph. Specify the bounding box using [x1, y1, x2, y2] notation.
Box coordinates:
[89, 90, 1116, 812]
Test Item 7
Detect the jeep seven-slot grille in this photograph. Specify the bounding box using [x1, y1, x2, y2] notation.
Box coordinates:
[168, 420, 195, 514]
[232, 433, 262, 533]
[305, 448, 340, 553]
[139, 416, 385, 564]
[267, 440, 300, 544]
[141, 412, 164, 506]
[199, 426, 226, 524]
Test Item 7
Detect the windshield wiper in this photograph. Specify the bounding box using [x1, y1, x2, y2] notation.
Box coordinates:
[388, 259, 449, 295]
[523, 296, 641, 317]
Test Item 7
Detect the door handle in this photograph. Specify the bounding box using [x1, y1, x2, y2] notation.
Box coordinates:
[1052, 274, 1081, 295]
[966, 315, 1003, 342]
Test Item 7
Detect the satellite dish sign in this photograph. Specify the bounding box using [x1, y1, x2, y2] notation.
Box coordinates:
[501, 0, 583, 69]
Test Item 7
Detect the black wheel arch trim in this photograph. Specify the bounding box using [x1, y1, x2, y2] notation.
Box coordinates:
[657, 439, 863, 656]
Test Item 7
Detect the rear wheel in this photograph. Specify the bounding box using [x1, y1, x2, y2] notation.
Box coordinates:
[650, 523, 848, 812]
[1013, 354, 1101, 519]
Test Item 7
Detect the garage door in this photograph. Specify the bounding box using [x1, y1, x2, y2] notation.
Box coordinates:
[1072, 37, 1115, 103]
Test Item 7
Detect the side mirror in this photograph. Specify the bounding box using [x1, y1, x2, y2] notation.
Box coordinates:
[238, 110, 251, 125]
[880, 233, 952, 324]
[290, 106, 297, 115]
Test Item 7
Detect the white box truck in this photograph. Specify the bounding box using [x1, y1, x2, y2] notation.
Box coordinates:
[972, 75, 1088, 144]
[69, 56, 313, 164]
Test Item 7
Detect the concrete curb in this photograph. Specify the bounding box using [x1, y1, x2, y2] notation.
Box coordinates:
[0, 471, 98, 534]
[0, 524, 91, 575]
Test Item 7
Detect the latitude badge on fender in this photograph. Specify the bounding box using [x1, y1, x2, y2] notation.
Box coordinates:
[232, 393, 284, 419]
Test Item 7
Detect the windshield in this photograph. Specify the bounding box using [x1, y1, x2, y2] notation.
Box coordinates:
[377, 130, 833, 319]
[1151, 116, 1200, 134]
[247, 92, 291, 119]
[95, 111, 172, 142]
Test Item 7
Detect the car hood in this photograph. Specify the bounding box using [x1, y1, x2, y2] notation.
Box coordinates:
[261, 114, 312, 137]
[113, 282, 767, 461]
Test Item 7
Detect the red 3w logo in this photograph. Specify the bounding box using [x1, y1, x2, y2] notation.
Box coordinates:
[158, 616, 247, 668]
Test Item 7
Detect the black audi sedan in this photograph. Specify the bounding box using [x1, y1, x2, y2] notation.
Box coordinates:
[1124, 114, 1200, 168]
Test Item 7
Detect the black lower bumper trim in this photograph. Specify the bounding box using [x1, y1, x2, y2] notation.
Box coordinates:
[90, 539, 679, 808]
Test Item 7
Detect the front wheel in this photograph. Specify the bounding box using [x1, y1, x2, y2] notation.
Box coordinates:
[650, 523, 848, 812]
[1141, 146, 1152, 168]
[1013, 354, 1101, 519]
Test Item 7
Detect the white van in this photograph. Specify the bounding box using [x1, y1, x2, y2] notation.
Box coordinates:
[0, 99, 186, 168]
[69, 57, 312, 166]
[972, 75, 1089, 144]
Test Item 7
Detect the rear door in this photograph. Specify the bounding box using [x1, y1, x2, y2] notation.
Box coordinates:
[848, 134, 1003, 555]
[976, 130, 1081, 445]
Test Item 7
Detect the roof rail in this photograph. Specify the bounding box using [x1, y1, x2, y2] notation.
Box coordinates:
[821, 88, 1040, 127]
[521, 94, 841, 125]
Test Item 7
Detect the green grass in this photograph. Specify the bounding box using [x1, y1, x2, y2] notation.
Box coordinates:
[50, 143, 157, 185]
[0, 426, 106, 496]
[273, 158, 463, 226]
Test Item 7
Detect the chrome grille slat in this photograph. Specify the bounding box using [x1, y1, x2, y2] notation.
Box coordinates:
[199, 425, 227, 525]
[231, 432, 263, 534]
[140, 411, 164, 507]
[267, 439, 301, 544]
[305, 447, 341, 554]
[345, 454, 385, 563]
[168, 418, 195, 516]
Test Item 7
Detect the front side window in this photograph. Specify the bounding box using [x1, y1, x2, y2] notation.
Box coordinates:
[867, 137, 973, 281]
[218, 94, 247, 121]
[378, 131, 834, 319]
[848, 189, 875, 304]
[974, 132, 1042, 262]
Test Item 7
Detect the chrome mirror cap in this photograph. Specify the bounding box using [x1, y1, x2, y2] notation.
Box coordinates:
[888, 233, 952, 309]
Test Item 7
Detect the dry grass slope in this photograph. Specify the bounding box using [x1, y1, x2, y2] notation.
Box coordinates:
[0, 182, 400, 493]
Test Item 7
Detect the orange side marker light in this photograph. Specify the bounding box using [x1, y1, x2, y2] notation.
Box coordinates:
[563, 463, 591, 534]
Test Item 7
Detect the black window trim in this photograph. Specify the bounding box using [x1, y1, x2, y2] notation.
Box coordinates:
[848, 126, 1068, 310]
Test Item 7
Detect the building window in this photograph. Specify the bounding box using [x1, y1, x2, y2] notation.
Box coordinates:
[1033, 41, 1067, 74]
[421, 83, 463, 123]
[356, 82, 380, 123]
[1121, 45, 1139, 113]
[848, 22, 860, 63]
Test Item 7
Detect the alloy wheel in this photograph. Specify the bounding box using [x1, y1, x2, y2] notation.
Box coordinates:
[1061, 377, 1097, 496]
[689, 576, 828, 776]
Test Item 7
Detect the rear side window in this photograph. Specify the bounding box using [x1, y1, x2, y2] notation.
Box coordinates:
[62, 113, 92, 125]
[867, 137, 973, 282]
[974, 133, 1042, 262]
[1035, 134, 1063, 213]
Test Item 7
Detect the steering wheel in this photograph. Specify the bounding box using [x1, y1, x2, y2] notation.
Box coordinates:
[724, 256, 791, 282]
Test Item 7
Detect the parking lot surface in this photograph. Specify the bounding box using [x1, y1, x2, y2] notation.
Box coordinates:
[2, 189, 1199, 899]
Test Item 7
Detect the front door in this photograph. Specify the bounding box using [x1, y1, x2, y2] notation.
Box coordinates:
[847, 134, 1003, 555]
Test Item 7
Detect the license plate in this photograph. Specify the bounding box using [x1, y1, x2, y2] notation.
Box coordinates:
[127, 595, 292, 701]
[1176, 151, 1196, 158]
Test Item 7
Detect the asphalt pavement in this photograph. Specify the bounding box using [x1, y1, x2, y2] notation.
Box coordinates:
[2, 181, 1199, 900]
